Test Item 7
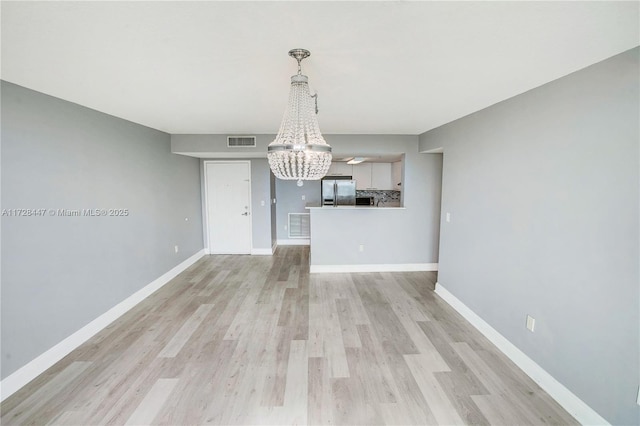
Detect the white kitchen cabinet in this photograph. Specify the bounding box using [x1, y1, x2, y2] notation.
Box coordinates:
[353, 162, 395, 190]
[392, 160, 402, 189]
[371, 163, 393, 190]
[352, 163, 372, 190]
[327, 162, 353, 176]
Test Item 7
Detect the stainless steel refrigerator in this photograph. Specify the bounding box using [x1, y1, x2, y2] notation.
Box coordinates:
[321, 177, 356, 207]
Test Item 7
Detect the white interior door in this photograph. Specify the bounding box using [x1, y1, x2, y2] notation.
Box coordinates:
[205, 161, 252, 254]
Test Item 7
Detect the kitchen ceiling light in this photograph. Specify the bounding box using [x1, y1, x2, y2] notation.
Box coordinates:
[347, 157, 366, 165]
[267, 49, 332, 187]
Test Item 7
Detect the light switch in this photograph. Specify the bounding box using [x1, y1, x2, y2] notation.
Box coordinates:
[526, 315, 535, 332]
[446, 212, 451, 222]
[302, 195, 306, 201]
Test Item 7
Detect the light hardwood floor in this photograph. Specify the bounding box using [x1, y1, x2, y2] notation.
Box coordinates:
[1, 247, 578, 425]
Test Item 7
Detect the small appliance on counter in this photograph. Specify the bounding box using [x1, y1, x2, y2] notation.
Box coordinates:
[321, 176, 356, 207]
[356, 196, 375, 206]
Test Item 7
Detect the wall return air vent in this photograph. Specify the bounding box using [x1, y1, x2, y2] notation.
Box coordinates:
[288, 213, 310, 239]
[227, 136, 256, 148]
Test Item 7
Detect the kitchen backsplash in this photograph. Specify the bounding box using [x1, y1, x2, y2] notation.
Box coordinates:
[356, 190, 401, 205]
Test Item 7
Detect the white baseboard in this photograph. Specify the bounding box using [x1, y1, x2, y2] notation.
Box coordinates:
[250, 247, 274, 255]
[207, 246, 275, 256]
[433, 282, 609, 426]
[277, 239, 310, 246]
[0, 249, 206, 402]
[310, 263, 438, 273]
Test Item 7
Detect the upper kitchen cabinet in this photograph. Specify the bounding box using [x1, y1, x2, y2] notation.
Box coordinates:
[392, 160, 402, 189]
[352, 163, 372, 189]
[327, 162, 352, 176]
[352, 163, 395, 190]
[371, 163, 393, 190]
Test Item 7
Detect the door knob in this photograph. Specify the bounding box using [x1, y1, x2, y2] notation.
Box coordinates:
[241, 212, 249, 216]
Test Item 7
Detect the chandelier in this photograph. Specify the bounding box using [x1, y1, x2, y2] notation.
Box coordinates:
[267, 49, 332, 187]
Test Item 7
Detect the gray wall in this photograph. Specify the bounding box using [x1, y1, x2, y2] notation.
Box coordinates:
[1, 81, 204, 379]
[172, 134, 273, 157]
[275, 179, 321, 241]
[249, 159, 273, 250]
[199, 158, 274, 252]
[419, 48, 639, 425]
[270, 172, 277, 248]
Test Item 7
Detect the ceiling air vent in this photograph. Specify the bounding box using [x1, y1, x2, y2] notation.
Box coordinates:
[227, 136, 256, 148]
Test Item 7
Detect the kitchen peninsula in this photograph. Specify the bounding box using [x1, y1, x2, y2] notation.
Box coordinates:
[302, 151, 443, 273]
[306, 201, 439, 273]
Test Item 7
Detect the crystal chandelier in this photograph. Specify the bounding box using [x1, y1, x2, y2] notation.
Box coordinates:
[267, 49, 332, 187]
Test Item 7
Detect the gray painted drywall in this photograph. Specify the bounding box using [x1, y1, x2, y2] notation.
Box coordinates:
[419, 47, 639, 425]
[199, 158, 274, 252]
[303, 135, 441, 265]
[249, 159, 273, 250]
[172, 134, 272, 157]
[270, 172, 277, 248]
[1, 81, 204, 379]
[275, 179, 321, 241]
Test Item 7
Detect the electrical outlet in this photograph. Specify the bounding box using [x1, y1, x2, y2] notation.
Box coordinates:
[272, 198, 277, 204]
[526, 315, 535, 332]
[261, 200, 265, 206]
[284, 225, 288, 231]
[446, 212, 451, 222]
[359, 244, 364, 252]
[174, 245, 179, 254]
[301, 195, 306, 201]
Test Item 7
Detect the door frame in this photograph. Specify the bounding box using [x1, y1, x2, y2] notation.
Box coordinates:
[203, 160, 253, 254]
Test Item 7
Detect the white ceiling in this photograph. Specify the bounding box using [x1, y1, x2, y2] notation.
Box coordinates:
[1, 1, 638, 135]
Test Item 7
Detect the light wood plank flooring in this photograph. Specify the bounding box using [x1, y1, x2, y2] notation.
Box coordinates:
[1, 247, 578, 425]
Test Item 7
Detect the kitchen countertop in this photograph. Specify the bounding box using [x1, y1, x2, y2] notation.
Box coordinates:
[305, 203, 405, 210]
